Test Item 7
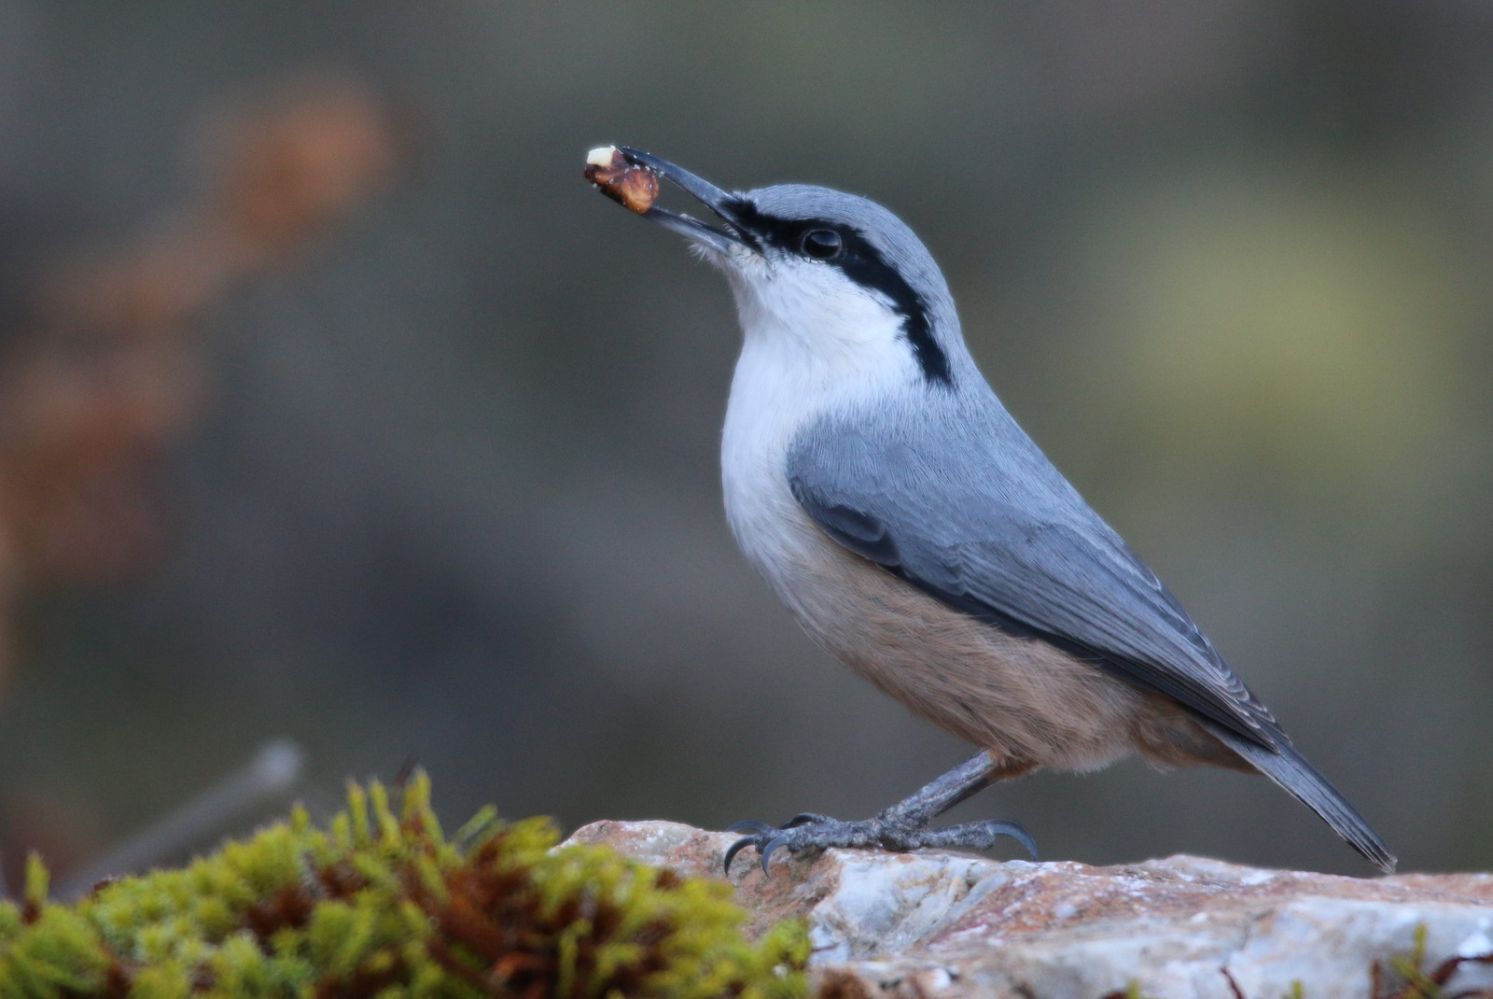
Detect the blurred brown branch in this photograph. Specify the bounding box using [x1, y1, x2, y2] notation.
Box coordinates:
[0, 71, 415, 695]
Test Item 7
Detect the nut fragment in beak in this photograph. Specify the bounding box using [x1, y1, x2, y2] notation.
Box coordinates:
[583, 145, 660, 215]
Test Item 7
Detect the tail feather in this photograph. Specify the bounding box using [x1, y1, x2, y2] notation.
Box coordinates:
[1203, 721, 1396, 874]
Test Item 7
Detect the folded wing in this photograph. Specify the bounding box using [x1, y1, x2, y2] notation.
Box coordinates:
[786, 416, 1284, 750]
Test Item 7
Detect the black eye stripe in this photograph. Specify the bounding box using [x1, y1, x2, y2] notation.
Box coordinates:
[725, 199, 952, 387]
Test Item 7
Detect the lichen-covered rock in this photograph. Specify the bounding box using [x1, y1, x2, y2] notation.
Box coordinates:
[567, 820, 1493, 998]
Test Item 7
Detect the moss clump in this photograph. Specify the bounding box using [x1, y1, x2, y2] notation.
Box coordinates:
[0, 775, 808, 998]
[1371, 923, 1493, 999]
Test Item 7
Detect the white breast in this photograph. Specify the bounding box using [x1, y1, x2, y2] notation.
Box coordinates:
[720, 335, 821, 591]
[719, 271, 918, 607]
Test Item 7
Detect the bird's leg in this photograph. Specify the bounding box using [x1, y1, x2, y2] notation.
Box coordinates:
[723, 751, 1037, 874]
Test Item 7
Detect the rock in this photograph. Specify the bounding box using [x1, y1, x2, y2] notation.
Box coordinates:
[565, 820, 1493, 998]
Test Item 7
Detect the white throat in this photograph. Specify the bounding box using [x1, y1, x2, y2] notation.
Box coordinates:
[719, 268, 920, 580]
[723, 266, 920, 442]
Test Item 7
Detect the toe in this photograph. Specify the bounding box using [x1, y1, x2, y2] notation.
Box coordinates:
[917, 819, 1038, 859]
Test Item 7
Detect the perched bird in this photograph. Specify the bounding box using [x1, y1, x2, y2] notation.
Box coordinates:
[585, 146, 1395, 875]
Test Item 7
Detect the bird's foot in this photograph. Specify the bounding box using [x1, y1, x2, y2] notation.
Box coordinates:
[722, 811, 1036, 875]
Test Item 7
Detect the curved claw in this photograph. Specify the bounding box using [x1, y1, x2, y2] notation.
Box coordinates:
[722, 835, 759, 875]
[759, 834, 794, 875]
[727, 819, 775, 835]
[783, 812, 833, 829]
[998, 821, 1039, 861]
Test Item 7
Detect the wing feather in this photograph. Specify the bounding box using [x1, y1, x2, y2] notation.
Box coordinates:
[787, 417, 1283, 750]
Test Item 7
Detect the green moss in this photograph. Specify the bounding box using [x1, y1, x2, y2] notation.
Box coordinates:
[0, 774, 808, 998]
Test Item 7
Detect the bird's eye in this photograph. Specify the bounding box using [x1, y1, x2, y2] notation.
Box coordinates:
[800, 228, 843, 260]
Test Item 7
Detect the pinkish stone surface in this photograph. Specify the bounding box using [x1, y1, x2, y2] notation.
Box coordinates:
[566, 819, 1493, 998]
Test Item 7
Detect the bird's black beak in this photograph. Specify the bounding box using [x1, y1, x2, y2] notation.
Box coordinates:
[616, 147, 752, 254]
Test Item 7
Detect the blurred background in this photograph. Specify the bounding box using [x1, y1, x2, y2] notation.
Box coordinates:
[0, 1, 1489, 888]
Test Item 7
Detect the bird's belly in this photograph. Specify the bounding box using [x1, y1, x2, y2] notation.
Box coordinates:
[723, 468, 1159, 771]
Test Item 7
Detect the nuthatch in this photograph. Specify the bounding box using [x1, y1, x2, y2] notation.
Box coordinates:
[585, 146, 1394, 875]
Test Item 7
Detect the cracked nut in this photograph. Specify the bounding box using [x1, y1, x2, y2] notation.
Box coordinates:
[583, 145, 659, 215]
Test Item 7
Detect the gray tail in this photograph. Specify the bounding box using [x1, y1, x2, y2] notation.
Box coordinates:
[1204, 722, 1396, 874]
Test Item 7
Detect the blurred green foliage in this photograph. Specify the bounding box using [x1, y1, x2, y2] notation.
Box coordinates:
[0, 775, 806, 997]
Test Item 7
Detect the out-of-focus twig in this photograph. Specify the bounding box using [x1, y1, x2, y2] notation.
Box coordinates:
[55, 738, 306, 901]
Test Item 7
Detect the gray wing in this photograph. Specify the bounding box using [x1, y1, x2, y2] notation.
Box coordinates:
[786, 412, 1284, 750]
